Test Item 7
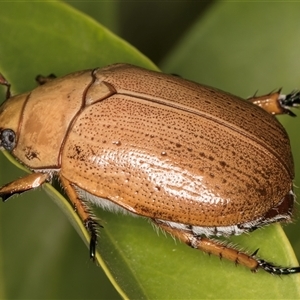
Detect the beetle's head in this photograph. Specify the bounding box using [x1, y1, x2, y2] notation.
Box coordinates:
[0, 93, 28, 152]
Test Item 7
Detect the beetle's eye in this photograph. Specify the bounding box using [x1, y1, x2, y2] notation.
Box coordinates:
[0, 129, 16, 152]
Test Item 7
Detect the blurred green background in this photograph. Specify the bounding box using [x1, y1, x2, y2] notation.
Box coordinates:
[1, 1, 300, 299]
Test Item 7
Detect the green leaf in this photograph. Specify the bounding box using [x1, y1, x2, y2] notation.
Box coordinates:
[0, 1, 300, 299]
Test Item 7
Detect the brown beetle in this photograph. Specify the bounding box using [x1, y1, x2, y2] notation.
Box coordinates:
[0, 64, 299, 274]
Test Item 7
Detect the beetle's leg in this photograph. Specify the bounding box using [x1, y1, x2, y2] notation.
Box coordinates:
[59, 174, 99, 260]
[154, 221, 300, 275]
[0, 73, 11, 100]
[35, 74, 57, 85]
[0, 172, 49, 201]
[248, 89, 300, 116]
[155, 221, 259, 271]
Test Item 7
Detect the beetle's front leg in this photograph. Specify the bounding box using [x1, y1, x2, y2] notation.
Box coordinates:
[154, 220, 300, 275]
[59, 174, 99, 260]
[0, 172, 49, 201]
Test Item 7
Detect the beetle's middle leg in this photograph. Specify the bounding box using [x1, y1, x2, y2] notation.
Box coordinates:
[154, 220, 300, 275]
[59, 174, 99, 260]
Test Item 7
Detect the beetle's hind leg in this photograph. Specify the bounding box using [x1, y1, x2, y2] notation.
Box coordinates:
[154, 220, 300, 275]
[248, 89, 300, 116]
[59, 174, 100, 261]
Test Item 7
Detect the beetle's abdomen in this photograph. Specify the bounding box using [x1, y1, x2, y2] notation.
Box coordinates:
[61, 90, 293, 226]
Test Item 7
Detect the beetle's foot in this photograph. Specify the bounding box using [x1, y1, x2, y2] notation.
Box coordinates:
[279, 90, 300, 117]
[251, 249, 300, 275]
[257, 259, 300, 275]
[84, 217, 102, 261]
[35, 74, 57, 85]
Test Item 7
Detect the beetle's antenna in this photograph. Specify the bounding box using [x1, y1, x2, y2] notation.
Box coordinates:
[0, 73, 11, 100]
[35, 73, 57, 85]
